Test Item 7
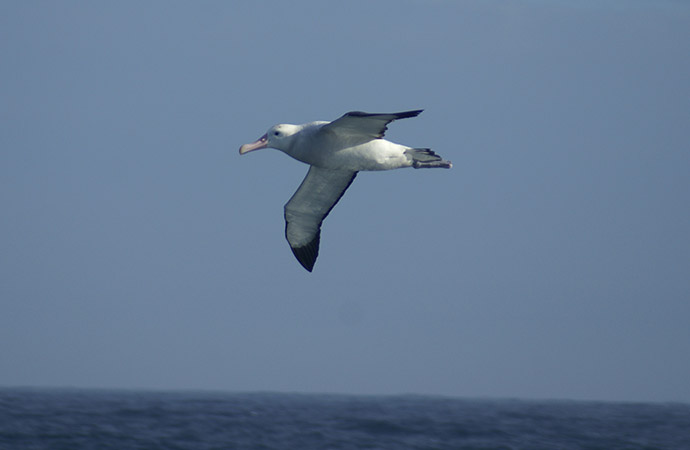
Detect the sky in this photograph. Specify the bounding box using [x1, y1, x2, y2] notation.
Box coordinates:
[1, 1, 689, 403]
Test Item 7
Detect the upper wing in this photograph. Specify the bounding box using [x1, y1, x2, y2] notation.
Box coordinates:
[321, 109, 423, 141]
[284, 166, 358, 272]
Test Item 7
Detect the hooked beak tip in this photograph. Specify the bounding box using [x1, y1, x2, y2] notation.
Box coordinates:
[239, 134, 268, 155]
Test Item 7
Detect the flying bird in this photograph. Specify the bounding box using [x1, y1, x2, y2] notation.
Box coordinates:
[239, 110, 451, 272]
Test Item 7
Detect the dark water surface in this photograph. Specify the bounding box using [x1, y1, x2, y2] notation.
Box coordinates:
[1, 388, 688, 449]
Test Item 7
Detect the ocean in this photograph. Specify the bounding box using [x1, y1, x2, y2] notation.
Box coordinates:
[1, 388, 688, 449]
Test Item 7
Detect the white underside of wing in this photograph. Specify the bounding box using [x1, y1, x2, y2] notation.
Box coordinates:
[284, 166, 358, 271]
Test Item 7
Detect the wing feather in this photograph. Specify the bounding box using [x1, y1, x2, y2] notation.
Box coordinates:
[284, 166, 358, 271]
[321, 109, 423, 141]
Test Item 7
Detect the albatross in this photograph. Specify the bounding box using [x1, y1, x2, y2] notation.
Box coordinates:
[239, 109, 451, 272]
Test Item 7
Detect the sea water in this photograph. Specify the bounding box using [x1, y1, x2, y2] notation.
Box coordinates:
[1, 388, 688, 449]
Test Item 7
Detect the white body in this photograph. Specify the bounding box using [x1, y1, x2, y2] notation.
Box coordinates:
[278, 122, 413, 171]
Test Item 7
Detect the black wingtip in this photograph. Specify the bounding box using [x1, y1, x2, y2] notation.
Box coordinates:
[345, 109, 423, 119]
[290, 233, 320, 272]
[395, 109, 424, 119]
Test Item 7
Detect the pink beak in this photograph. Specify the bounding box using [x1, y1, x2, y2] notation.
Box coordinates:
[239, 134, 268, 154]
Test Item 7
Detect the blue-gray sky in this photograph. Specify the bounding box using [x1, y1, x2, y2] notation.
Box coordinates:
[2, 1, 689, 402]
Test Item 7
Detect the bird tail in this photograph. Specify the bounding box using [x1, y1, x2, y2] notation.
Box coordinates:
[405, 148, 452, 169]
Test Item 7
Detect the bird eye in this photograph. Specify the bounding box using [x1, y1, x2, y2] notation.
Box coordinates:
[273, 131, 280, 136]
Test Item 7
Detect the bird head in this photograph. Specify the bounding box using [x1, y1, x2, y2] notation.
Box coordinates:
[239, 124, 300, 154]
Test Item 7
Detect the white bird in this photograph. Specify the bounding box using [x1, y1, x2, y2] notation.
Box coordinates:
[239, 110, 451, 272]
